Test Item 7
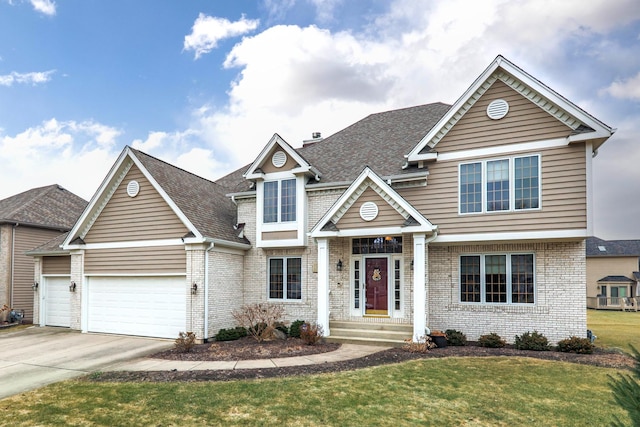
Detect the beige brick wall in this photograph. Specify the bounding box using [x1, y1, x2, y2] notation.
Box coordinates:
[32, 257, 42, 324]
[428, 240, 587, 344]
[208, 250, 245, 338]
[69, 250, 84, 330]
[186, 245, 206, 340]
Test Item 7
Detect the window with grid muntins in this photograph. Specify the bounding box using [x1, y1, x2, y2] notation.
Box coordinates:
[269, 257, 301, 300]
[460, 163, 482, 213]
[514, 156, 539, 210]
[460, 254, 535, 304]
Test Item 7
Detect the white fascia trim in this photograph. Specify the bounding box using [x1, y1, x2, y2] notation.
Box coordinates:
[76, 239, 185, 250]
[258, 239, 306, 248]
[226, 191, 256, 199]
[423, 137, 568, 163]
[434, 229, 588, 243]
[205, 238, 251, 252]
[312, 225, 434, 239]
[85, 273, 187, 277]
[244, 133, 317, 179]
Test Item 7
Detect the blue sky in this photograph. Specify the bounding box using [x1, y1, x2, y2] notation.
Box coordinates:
[0, 0, 639, 239]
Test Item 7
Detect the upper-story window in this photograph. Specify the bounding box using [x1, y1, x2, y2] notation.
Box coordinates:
[459, 154, 540, 214]
[264, 179, 297, 223]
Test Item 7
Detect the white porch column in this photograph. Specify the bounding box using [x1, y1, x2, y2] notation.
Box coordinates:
[413, 233, 426, 341]
[317, 237, 330, 336]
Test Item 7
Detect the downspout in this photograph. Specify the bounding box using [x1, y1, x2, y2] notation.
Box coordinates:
[204, 242, 215, 341]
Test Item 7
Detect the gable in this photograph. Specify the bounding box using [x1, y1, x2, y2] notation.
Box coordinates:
[83, 164, 189, 243]
[434, 80, 572, 154]
[336, 187, 407, 230]
[260, 144, 301, 174]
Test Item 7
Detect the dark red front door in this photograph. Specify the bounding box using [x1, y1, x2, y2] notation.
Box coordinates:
[365, 258, 388, 315]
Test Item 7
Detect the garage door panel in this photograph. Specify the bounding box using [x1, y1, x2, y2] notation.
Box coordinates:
[87, 276, 186, 339]
[45, 277, 71, 327]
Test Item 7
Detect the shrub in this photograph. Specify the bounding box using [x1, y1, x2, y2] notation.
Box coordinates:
[478, 332, 506, 348]
[300, 322, 324, 346]
[232, 303, 285, 342]
[556, 336, 594, 354]
[174, 331, 196, 353]
[275, 322, 289, 337]
[214, 327, 247, 342]
[403, 336, 436, 353]
[289, 320, 305, 338]
[445, 329, 467, 346]
[514, 331, 551, 351]
[609, 345, 640, 426]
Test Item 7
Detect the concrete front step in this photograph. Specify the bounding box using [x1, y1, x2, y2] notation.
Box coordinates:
[327, 321, 413, 347]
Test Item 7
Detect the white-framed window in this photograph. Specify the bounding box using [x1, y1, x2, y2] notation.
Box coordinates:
[264, 178, 297, 223]
[459, 154, 540, 214]
[460, 253, 535, 304]
[268, 257, 302, 300]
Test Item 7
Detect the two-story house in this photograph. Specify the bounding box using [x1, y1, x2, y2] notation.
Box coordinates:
[31, 56, 614, 344]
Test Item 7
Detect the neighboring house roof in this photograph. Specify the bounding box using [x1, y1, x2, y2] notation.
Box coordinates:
[26, 232, 69, 256]
[597, 275, 636, 283]
[0, 184, 87, 230]
[216, 102, 452, 193]
[130, 148, 249, 246]
[634, 272, 640, 282]
[586, 237, 640, 257]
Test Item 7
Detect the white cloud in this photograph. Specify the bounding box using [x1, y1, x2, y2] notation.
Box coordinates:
[602, 72, 640, 100]
[183, 13, 260, 59]
[30, 0, 55, 16]
[0, 70, 55, 86]
[0, 119, 122, 200]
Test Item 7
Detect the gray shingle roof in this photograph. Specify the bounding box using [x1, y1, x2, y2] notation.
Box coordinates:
[586, 237, 640, 257]
[216, 102, 452, 193]
[0, 185, 87, 230]
[130, 148, 249, 246]
[597, 275, 636, 283]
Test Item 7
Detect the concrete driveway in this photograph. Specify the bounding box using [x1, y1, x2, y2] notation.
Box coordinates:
[0, 326, 172, 399]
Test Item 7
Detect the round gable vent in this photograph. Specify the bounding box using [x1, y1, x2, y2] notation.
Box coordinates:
[272, 150, 287, 168]
[127, 180, 140, 198]
[487, 99, 509, 120]
[359, 202, 379, 222]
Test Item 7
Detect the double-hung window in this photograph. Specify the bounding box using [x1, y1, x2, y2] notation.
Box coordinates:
[460, 254, 535, 304]
[264, 179, 297, 223]
[459, 155, 540, 214]
[268, 257, 302, 300]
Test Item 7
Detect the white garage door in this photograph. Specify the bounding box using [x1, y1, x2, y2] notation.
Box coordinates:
[45, 276, 71, 327]
[87, 276, 186, 339]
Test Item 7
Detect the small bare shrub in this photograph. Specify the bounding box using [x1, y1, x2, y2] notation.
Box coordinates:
[403, 335, 437, 353]
[300, 322, 324, 345]
[174, 332, 196, 353]
[232, 303, 285, 342]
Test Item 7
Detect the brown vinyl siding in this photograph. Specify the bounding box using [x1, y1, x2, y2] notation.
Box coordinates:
[84, 245, 186, 274]
[262, 230, 298, 240]
[337, 187, 406, 230]
[84, 165, 189, 243]
[42, 256, 71, 275]
[260, 146, 299, 173]
[435, 80, 572, 153]
[400, 143, 587, 235]
[13, 227, 64, 321]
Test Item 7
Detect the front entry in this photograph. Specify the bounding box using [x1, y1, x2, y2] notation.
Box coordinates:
[365, 257, 388, 315]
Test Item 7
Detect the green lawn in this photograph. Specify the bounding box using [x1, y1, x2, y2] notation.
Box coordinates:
[588, 309, 640, 352]
[1, 312, 637, 426]
[0, 357, 630, 426]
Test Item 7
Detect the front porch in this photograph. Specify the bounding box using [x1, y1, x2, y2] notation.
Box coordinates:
[325, 320, 413, 347]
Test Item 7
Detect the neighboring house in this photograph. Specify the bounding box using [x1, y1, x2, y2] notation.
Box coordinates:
[586, 237, 640, 309]
[0, 185, 87, 322]
[31, 56, 615, 344]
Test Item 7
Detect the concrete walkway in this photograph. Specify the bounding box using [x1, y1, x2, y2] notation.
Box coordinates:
[108, 343, 385, 372]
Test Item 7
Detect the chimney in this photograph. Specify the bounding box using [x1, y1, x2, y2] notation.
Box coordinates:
[303, 132, 323, 147]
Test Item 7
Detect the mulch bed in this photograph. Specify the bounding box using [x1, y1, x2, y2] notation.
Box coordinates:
[88, 337, 636, 383]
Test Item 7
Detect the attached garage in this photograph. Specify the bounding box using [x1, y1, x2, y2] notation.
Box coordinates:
[86, 276, 186, 339]
[43, 276, 71, 327]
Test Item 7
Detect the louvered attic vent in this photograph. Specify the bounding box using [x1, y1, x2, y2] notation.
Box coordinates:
[487, 99, 509, 120]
